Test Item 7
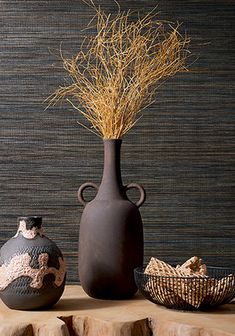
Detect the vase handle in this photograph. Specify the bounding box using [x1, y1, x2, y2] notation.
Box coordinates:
[125, 183, 146, 208]
[77, 182, 99, 206]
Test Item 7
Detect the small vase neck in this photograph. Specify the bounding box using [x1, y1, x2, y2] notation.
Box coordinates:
[14, 216, 44, 239]
[96, 139, 125, 200]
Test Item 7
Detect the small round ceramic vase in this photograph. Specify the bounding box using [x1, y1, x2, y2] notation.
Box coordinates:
[0, 216, 66, 310]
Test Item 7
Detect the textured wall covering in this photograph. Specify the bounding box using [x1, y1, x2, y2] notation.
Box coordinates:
[0, 0, 234, 283]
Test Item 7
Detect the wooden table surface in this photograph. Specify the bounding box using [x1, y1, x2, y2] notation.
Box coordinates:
[0, 285, 234, 336]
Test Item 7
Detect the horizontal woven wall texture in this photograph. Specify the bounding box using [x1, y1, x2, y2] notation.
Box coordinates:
[0, 0, 234, 282]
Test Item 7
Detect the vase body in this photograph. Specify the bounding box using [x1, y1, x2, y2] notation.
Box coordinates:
[78, 139, 145, 299]
[0, 216, 66, 310]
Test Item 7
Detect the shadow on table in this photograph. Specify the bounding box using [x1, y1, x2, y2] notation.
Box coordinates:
[198, 301, 235, 315]
[51, 293, 144, 312]
[169, 301, 235, 315]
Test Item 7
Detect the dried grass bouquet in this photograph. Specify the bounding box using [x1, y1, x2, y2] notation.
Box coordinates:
[47, 2, 190, 139]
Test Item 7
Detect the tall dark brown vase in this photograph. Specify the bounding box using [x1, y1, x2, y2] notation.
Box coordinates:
[77, 139, 145, 299]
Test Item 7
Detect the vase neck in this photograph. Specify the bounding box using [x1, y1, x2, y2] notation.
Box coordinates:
[96, 139, 124, 200]
[14, 216, 44, 239]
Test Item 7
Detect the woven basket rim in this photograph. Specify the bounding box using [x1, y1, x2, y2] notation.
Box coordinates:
[134, 266, 235, 279]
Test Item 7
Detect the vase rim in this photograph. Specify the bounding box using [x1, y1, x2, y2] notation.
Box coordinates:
[103, 138, 122, 142]
[18, 216, 42, 220]
[17, 216, 42, 228]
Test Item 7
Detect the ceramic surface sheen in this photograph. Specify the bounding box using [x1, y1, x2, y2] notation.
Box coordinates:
[78, 140, 145, 299]
[0, 217, 66, 310]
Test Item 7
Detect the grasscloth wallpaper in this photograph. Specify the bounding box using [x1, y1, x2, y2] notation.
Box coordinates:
[0, 0, 234, 283]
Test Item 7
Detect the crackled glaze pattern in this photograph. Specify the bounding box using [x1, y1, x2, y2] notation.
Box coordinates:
[0, 252, 66, 290]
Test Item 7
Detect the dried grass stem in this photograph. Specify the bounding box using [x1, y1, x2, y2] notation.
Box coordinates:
[47, 5, 190, 139]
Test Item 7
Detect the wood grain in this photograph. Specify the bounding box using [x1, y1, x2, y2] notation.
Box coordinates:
[0, 0, 234, 283]
[0, 285, 234, 336]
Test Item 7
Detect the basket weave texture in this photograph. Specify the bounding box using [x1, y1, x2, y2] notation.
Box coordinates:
[134, 257, 235, 310]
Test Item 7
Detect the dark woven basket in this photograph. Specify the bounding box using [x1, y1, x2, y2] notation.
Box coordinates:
[134, 267, 235, 311]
